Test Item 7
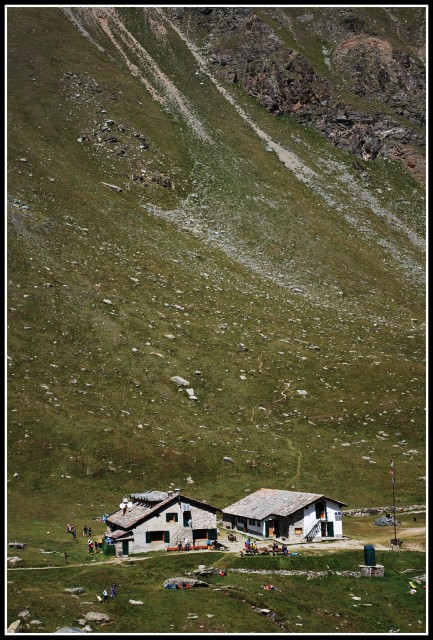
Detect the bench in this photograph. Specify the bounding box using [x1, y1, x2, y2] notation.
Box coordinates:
[193, 544, 212, 550]
[166, 544, 212, 552]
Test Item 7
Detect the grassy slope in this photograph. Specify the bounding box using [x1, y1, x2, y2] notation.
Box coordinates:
[6, 8, 426, 635]
[7, 549, 426, 633]
[7, 7, 425, 537]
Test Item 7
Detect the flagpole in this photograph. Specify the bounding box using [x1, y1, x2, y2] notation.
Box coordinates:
[391, 459, 397, 545]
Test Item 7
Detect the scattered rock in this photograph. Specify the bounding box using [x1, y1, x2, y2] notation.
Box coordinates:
[100, 181, 122, 192]
[7, 620, 22, 633]
[18, 610, 30, 618]
[64, 587, 86, 595]
[171, 375, 190, 386]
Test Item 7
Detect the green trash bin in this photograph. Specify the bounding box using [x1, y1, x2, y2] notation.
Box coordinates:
[364, 544, 375, 566]
[102, 542, 116, 556]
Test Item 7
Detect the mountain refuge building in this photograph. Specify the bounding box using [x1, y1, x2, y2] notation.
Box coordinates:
[221, 488, 347, 543]
[105, 489, 219, 556]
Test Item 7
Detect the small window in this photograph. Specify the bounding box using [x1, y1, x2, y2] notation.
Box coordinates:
[237, 517, 244, 524]
[146, 531, 165, 543]
[295, 527, 302, 536]
[166, 512, 178, 523]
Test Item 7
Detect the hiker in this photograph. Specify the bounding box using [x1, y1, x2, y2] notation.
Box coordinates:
[88, 527, 92, 538]
[184, 537, 190, 551]
[178, 540, 182, 552]
[83, 525, 88, 537]
[72, 528, 77, 541]
[263, 584, 281, 591]
[103, 589, 108, 602]
[110, 584, 117, 597]
[88, 539, 94, 554]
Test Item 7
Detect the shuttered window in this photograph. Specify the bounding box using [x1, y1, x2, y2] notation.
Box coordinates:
[166, 513, 178, 523]
[146, 531, 165, 543]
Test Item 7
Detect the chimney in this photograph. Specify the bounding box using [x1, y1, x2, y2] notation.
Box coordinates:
[175, 488, 181, 495]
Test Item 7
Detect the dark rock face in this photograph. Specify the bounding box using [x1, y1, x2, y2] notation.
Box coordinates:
[242, 51, 332, 118]
[172, 7, 425, 181]
[332, 36, 425, 126]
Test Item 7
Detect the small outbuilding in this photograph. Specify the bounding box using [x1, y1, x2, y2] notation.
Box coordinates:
[221, 488, 347, 543]
[106, 489, 219, 556]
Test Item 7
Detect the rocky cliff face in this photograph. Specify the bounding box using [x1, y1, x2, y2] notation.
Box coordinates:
[171, 7, 425, 181]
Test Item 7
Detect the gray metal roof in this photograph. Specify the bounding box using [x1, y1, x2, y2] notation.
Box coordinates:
[222, 488, 346, 520]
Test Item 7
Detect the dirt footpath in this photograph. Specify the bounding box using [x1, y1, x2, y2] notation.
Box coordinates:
[218, 533, 392, 554]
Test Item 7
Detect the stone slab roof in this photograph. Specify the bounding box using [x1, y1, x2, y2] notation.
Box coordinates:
[190, 505, 217, 529]
[130, 491, 169, 502]
[107, 494, 219, 531]
[110, 529, 133, 540]
[222, 488, 346, 520]
[107, 500, 168, 530]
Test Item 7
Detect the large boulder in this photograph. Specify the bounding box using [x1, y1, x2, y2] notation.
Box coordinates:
[84, 612, 110, 623]
[163, 576, 209, 588]
[374, 515, 394, 526]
